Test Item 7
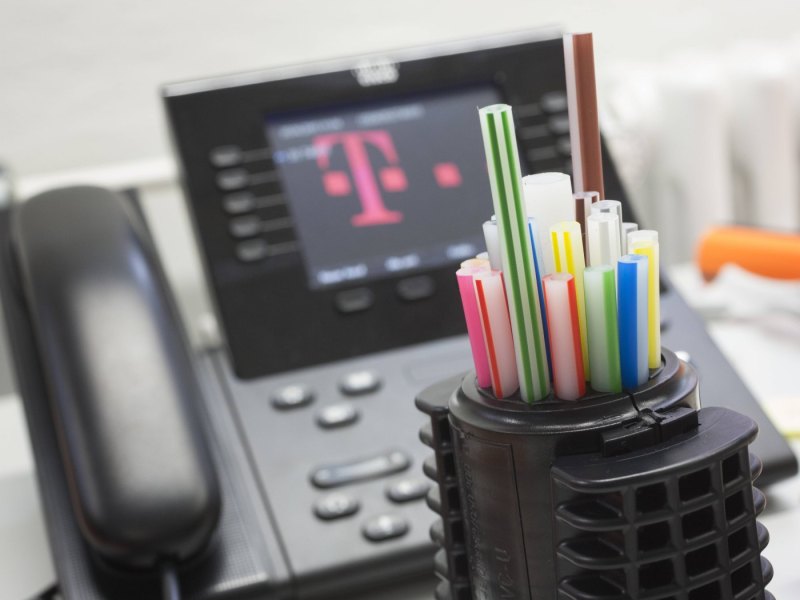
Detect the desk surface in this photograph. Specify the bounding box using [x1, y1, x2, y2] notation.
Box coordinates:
[1, 264, 799, 599]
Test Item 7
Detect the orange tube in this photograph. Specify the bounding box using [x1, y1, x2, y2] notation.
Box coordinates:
[697, 226, 800, 281]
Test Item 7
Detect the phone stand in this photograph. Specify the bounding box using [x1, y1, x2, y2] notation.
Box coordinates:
[417, 349, 773, 600]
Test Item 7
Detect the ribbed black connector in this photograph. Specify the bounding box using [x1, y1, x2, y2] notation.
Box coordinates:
[416, 350, 773, 600]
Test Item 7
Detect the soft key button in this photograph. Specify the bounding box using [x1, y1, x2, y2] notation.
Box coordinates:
[229, 215, 262, 238]
[235, 239, 269, 263]
[209, 145, 243, 168]
[216, 168, 249, 191]
[334, 288, 374, 314]
[396, 275, 435, 302]
[223, 191, 256, 215]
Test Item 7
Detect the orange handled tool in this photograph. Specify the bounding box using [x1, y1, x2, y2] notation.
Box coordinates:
[697, 226, 800, 281]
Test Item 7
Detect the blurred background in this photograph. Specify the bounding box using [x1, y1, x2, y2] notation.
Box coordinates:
[3, 1, 800, 596]
[4, 0, 800, 404]
[5, 1, 800, 253]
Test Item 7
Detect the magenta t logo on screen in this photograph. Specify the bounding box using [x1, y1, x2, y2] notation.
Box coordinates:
[266, 87, 499, 289]
[313, 130, 465, 228]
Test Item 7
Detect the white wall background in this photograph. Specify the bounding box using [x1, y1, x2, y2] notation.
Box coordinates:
[3, 0, 800, 178]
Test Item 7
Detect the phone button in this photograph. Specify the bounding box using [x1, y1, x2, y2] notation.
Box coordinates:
[229, 215, 262, 238]
[314, 494, 360, 521]
[217, 168, 249, 191]
[362, 515, 409, 542]
[548, 113, 570, 135]
[223, 191, 256, 214]
[209, 145, 243, 168]
[386, 478, 430, 503]
[271, 384, 314, 410]
[235, 239, 269, 263]
[334, 288, 374, 314]
[311, 450, 410, 488]
[396, 275, 435, 302]
[316, 403, 359, 429]
[541, 90, 567, 113]
[339, 370, 381, 396]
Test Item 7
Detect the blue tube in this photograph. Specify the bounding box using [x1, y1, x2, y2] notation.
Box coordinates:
[618, 254, 649, 389]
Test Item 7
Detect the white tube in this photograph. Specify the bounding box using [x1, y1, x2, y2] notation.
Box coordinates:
[587, 212, 622, 272]
[523, 172, 574, 274]
[591, 199, 624, 254]
[628, 229, 658, 252]
[482, 218, 502, 271]
[621, 222, 638, 254]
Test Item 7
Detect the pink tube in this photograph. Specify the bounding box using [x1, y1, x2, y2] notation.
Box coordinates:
[456, 267, 492, 388]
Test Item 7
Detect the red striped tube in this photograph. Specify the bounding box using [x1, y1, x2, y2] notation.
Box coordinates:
[472, 270, 519, 398]
[542, 273, 586, 400]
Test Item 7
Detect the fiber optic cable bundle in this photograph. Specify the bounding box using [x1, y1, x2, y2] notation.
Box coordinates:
[458, 103, 657, 402]
[424, 33, 773, 600]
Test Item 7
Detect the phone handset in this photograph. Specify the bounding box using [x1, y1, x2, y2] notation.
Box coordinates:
[11, 187, 221, 574]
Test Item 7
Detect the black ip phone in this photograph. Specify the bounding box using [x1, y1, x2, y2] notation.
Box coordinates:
[0, 30, 795, 600]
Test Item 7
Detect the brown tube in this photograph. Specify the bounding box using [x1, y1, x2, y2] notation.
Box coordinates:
[564, 33, 605, 199]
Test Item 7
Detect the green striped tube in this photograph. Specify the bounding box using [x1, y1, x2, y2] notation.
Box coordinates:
[584, 265, 622, 393]
[479, 104, 550, 402]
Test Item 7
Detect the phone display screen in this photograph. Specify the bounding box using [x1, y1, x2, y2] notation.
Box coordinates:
[265, 86, 500, 289]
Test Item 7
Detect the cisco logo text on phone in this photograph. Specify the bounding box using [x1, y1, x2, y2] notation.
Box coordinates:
[352, 58, 399, 86]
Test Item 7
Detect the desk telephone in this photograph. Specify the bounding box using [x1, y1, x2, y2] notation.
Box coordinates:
[0, 31, 795, 600]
